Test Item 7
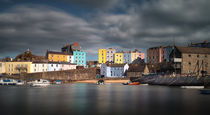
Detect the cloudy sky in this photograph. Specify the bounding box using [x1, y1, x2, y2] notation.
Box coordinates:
[0, 0, 209, 60]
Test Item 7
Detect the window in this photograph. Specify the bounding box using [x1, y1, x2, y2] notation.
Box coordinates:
[189, 62, 191, 66]
[35, 64, 36, 67]
[205, 55, 208, 58]
[42, 64, 44, 67]
[56, 64, 58, 67]
[51, 64, 53, 67]
[197, 55, 199, 58]
[188, 54, 191, 57]
[34, 69, 36, 72]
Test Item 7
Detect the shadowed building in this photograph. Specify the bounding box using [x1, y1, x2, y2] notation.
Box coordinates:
[61, 43, 82, 54]
[170, 46, 210, 76]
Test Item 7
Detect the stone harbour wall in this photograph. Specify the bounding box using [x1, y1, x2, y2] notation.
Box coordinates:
[22, 68, 97, 81]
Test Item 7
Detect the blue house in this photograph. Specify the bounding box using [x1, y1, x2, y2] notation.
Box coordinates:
[123, 52, 131, 64]
[100, 64, 129, 78]
[73, 51, 86, 66]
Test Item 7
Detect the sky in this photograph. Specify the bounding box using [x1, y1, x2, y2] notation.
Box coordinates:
[0, 0, 210, 61]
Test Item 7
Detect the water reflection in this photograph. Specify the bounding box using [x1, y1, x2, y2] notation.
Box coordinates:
[0, 84, 210, 115]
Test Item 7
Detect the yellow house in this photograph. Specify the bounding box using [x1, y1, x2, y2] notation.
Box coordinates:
[98, 49, 107, 64]
[5, 62, 32, 75]
[114, 53, 124, 64]
[47, 51, 72, 62]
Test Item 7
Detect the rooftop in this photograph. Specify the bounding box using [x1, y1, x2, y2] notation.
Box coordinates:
[47, 51, 72, 55]
[176, 46, 210, 54]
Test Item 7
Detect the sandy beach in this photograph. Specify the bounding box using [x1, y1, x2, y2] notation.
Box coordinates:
[73, 79, 130, 83]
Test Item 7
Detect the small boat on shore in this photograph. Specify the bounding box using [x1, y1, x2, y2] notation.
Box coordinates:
[122, 81, 140, 85]
[200, 89, 210, 94]
[30, 79, 50, 87]
[97, 80, 105, 85]
[0, 79, 17, 85]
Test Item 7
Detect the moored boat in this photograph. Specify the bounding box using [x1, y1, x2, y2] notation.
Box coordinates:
[30, 79, 50, 87]
[122, 81, 140, 85]
[97, 79, 105, 85]
[0, 79, 17, 85]
[200, 89, 210, 94]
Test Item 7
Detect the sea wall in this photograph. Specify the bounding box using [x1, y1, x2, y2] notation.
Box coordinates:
[22, 68, 97, 81]
[126, 72, 143, 78]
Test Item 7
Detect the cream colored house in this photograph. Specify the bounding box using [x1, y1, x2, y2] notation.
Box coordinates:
[5, 62, 32, 75]
[0, 62, 6, 74]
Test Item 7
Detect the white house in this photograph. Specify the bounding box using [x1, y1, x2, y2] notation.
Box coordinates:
[61, 63, 77, 70]
[31, 62, 48, 73]
[100, 64, 129, 78]
[67, 55, 74, 63]
[48, 63, 62, 72]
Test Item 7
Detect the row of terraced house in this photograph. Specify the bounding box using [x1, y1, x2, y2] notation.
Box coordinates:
[0, 43, 87, 75]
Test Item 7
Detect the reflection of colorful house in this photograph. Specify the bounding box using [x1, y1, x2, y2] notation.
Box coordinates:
[98, 49, 106, 64]
[131, 49, 145, 63]
[46, 51, 73, 63]
[5, 62, 32, 75]
[100, 64, 129, 78]
[73, 51, 86, 66]
[114, 52, 123, 64]
[123, 51, 131, 64]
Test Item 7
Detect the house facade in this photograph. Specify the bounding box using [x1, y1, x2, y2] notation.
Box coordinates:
[123, 51, 131, 64]
[98, 49, 107, 64]
[170, 46, 210, 75]
[31, 63, 48, 73]
[106, 48, 116, 63]
[46, 51, 73, 63]
[147, 46, 166, 64]
[114, 52, 123, 64]
[73, 51, 86, 66]
[131, 49, 145, 63]
[100, 64, 129, 78]
[5, 62, 32, 75]
[47, 63, 62, 72]
[0, 62, 5, 74]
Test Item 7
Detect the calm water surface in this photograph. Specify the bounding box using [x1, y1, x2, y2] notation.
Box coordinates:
[0, 84, 210, 115]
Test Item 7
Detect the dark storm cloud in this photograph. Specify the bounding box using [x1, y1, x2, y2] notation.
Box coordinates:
[0, 0, 210, 59]
[0, 5, 107, 58]
[64, 0, 120, 10]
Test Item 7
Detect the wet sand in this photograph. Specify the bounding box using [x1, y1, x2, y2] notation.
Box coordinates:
[73, 79, 130, 83]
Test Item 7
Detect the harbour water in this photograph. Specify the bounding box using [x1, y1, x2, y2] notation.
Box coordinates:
[0, 84, 210, 115]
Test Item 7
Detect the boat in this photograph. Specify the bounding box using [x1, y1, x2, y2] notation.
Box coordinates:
[180, 86, 204, 89]
[0, 79, 17, 85]
[30, 79, 50, 87]
[122, 81, 140, 85]
[97, 79, 105, 85]
[55, 80, 62, 85]
[200, 89, 210, 94]
[16, 80, 25, 85]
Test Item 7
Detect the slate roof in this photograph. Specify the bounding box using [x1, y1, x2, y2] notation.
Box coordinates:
[176, 46, 210, 54]
[47, 51, 72, 55]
